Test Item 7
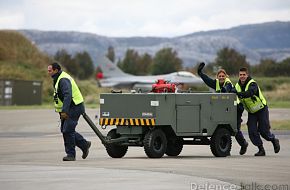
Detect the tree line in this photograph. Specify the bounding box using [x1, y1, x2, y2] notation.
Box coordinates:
[54, 47, 183, 79]
[107, 47, 182, 75]
[110, 46, 290, 77]
[197, 47, 290, 77]
[54, 49, 94, 80]
[251, 58, 290, 77]
[54, 46, 290, 80]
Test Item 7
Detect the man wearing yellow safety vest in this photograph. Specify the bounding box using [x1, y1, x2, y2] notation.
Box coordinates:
[234, 67, 280, 156]
[197, 63, 248, 155]
[47, 62, 91, 161]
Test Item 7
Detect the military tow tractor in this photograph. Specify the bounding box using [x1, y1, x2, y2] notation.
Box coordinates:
[83, 81, 238, 158]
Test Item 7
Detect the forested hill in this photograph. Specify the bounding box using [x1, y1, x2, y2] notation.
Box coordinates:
[0, 30, 50, 80]
[20, 21, 290, 67]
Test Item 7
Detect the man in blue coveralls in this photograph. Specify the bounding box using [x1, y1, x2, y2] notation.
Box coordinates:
[234, 67, 280, 156]
[48, 62, 91, 161]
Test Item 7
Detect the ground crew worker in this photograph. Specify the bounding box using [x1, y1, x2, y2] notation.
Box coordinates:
[234, 67, 280, 156]
[197, 62, 248, 155]
[47, 62, 91, 161]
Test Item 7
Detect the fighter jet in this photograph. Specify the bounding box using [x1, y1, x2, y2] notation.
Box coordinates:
[95, 56, 203, 89]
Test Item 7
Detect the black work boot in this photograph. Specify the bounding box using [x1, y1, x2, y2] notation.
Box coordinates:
[82, 141, 91, 159]
[272, 138, 280, 153]
[63, 155, 76, 161]
[254, 145, 265, 156]
[239, 141, 248, 155]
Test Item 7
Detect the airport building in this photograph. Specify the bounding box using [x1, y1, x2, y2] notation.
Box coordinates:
[0, 79, 42, 105]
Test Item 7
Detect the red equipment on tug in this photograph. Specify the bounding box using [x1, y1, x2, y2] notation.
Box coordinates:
[151, 79, 176, 93]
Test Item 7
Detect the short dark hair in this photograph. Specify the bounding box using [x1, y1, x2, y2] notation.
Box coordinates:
[239, 67, 248, 73]
[49, 62, 61, 71]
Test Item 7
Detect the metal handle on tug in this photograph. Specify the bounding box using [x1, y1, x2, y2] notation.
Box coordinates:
[82, 112, 128, 145]
[82, 112, 107, 144]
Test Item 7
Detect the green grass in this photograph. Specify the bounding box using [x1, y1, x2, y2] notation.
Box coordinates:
[0, 104, 53, 110]
[242, 120, 290, 130]
[0, 103, 99, 110]
[271, 120, 290, 130]
[267, 101, 290, 108]
[0, 61, 47, 80]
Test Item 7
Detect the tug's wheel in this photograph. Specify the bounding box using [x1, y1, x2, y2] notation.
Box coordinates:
[105, 129, 128, 158]
[143, 129, 167, 158]
[210, 128, 232, 157]
[165, 136, 183, 156]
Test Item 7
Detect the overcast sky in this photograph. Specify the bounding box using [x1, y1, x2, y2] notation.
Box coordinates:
[0, 0, 290, 37]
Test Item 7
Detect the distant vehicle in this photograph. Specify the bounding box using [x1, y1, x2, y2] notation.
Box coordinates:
[95, 57, 203, 89]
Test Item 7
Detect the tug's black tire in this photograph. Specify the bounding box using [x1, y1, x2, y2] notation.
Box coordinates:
[165, 137, 183, 156]
[143, 129, 167, 158]
[210, 128, 232, 157]
[105, 129, 128, 158]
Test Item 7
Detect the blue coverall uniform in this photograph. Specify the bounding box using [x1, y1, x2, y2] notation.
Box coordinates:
[52, 71, 89, 157]
[236, 77, 276, 147]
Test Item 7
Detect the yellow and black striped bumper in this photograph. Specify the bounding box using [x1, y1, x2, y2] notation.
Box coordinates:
[99, 118, 155, 126]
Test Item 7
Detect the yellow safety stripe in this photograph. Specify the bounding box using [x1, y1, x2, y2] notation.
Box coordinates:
[115, 118, 119, 125]
[110, 118, 114, 125]
[99, 118, 156, 126]
[140, 119, 144, 126]
[130, 119, 134, 125]
[104, 118, 109, 125]
[145, 119, 150, 125]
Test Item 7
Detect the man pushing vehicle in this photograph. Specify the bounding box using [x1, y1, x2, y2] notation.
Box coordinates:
[48, 62, 91, 161]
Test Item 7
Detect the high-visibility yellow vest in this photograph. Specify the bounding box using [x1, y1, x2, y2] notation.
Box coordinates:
[54, 72, 84, 112]
[235, 79, 267, 113]
[215, 78, 232, 92]
[216, 78, 240, 104]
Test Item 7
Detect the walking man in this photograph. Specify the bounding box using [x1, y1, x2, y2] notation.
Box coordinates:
[48, 62, 91, 161]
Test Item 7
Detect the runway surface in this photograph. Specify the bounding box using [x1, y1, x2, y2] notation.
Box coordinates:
[0, 108, 289, 190]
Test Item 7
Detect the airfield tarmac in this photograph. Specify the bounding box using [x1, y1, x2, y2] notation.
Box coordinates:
[0, 108, 289, 190]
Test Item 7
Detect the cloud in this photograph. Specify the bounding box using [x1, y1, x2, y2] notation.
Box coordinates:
[0, 11, 24, 29]
[207, 9, 290, 29]
[0, 0, 290, 37]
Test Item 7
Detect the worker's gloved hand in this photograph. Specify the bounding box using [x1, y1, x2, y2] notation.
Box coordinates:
[220, 87, 227, 93]
[60, 112, 69, 120]
[231, 88, 237, 94]
[237, 92, 245, 99]
[197, 62, 205, 75]
[237, 103, 244, 112]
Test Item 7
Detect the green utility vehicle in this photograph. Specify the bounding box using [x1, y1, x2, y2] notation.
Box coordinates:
[87, 92, 238, 158]
[90, 93, 237, 158]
